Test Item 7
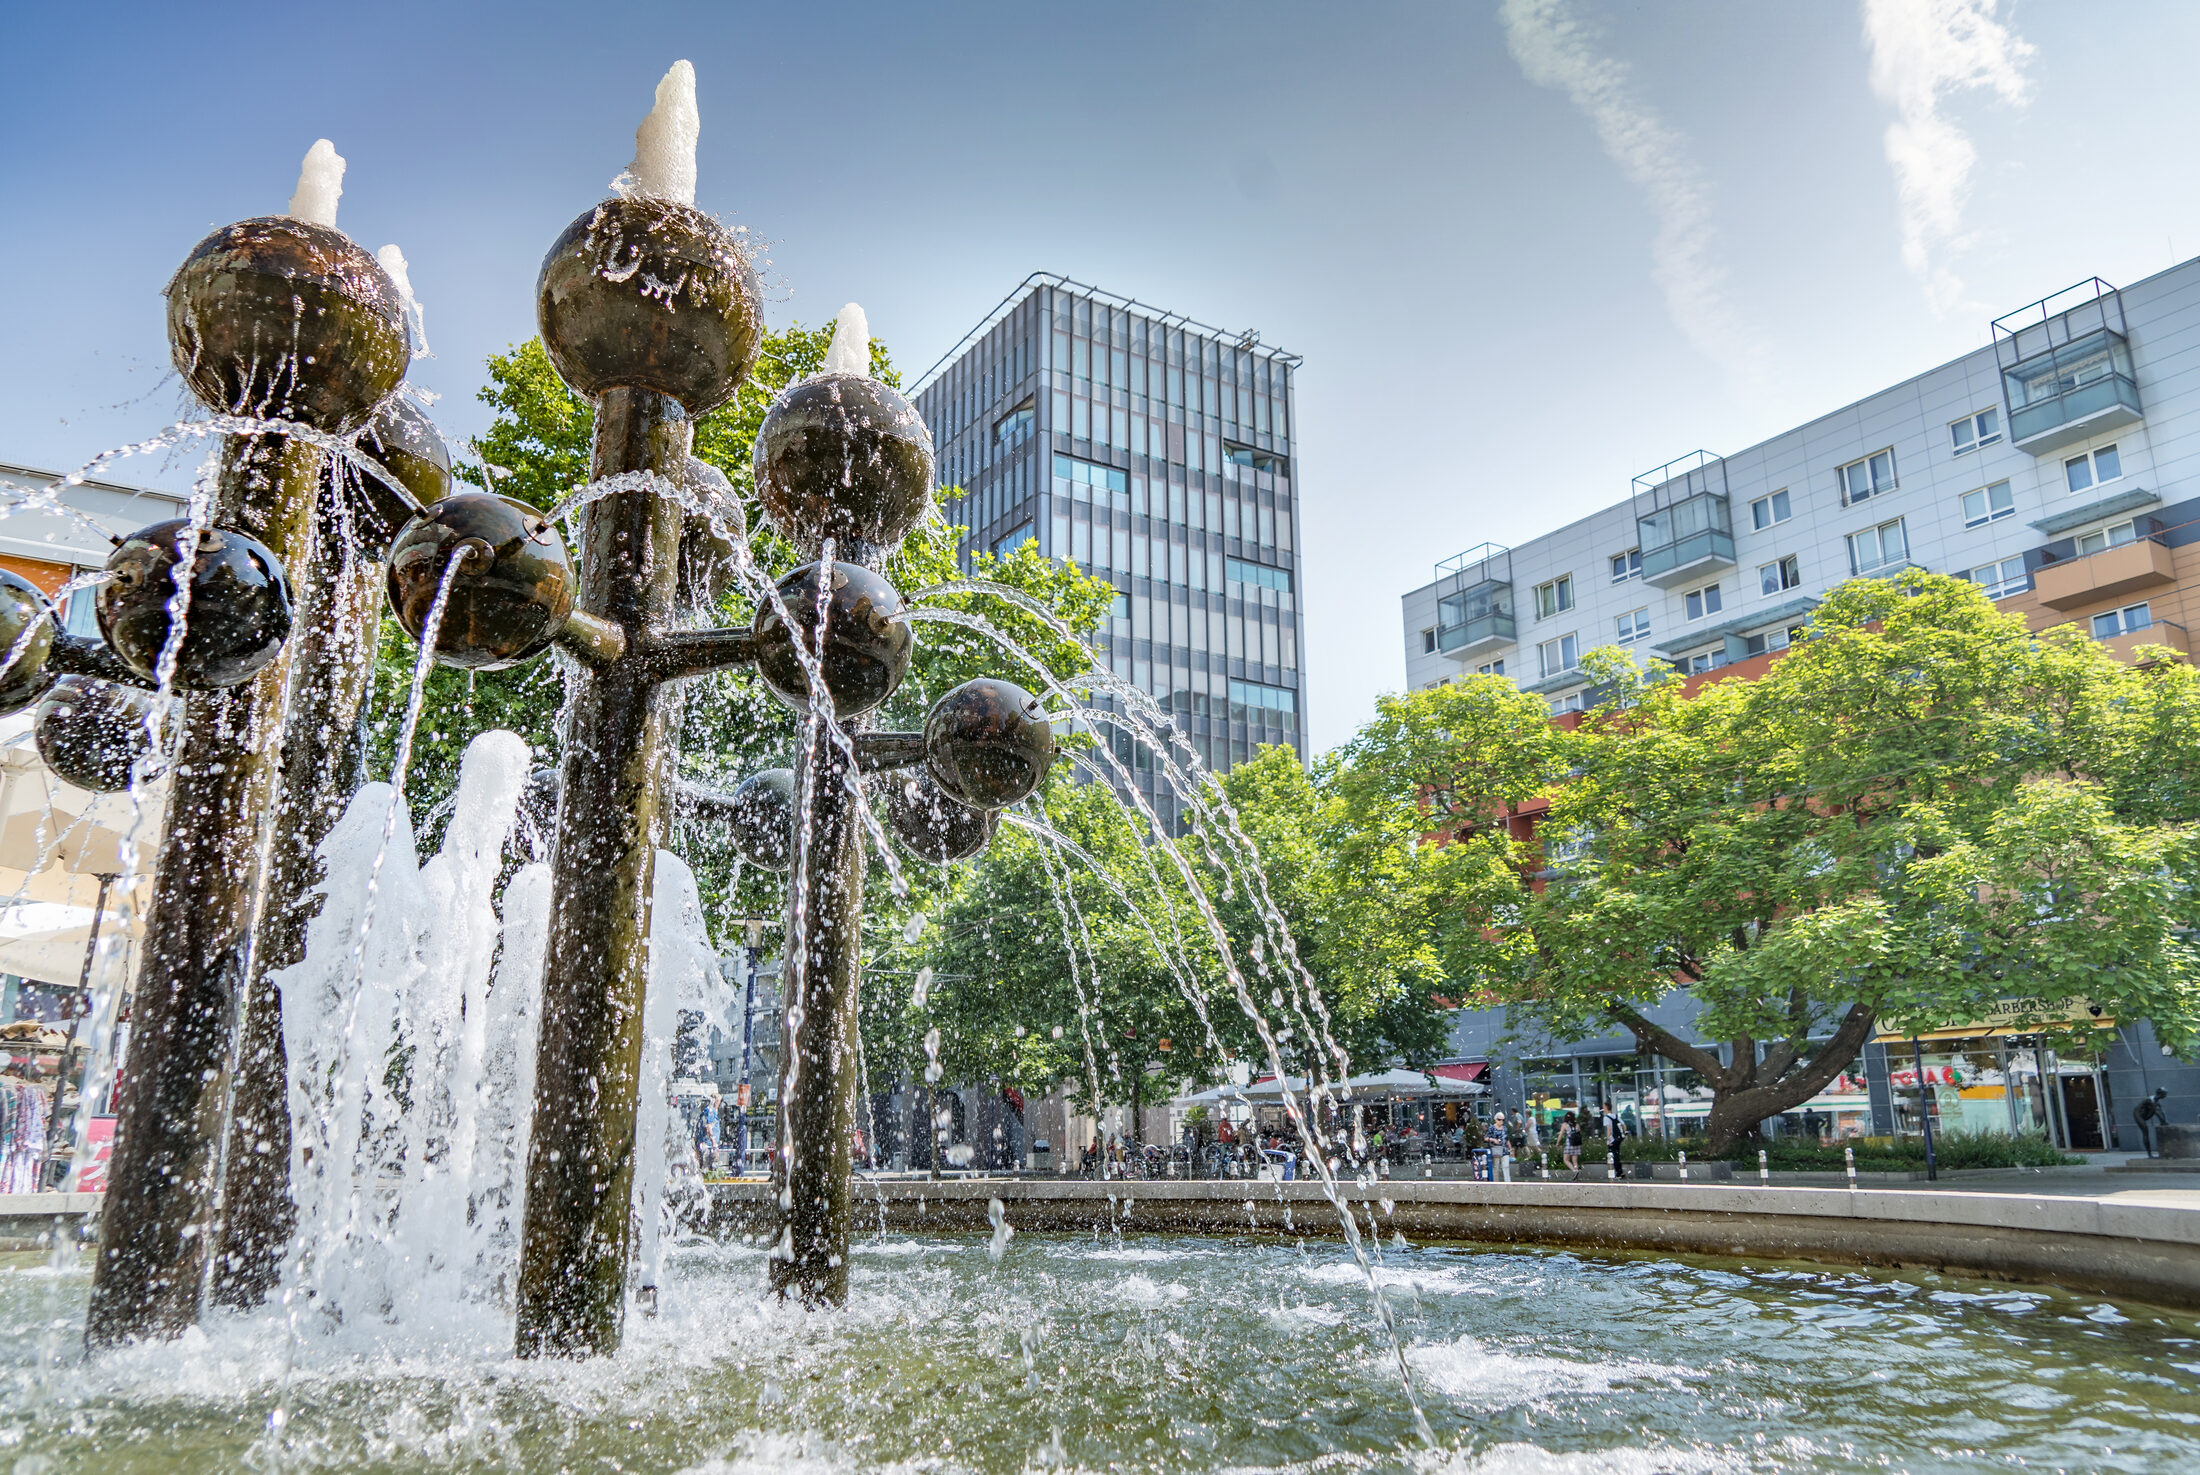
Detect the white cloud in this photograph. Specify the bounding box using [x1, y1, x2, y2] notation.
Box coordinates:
[1862, 0, 2033, 312]
[1498, 0, 1764, 385]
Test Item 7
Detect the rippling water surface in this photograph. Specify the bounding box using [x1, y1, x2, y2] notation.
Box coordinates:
[4, 1232, 2198, 1472]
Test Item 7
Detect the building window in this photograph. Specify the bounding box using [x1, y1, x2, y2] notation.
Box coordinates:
[1538, 632, 1580, 679]
[992, 521, 1035, 555]
[1758, 556, 1800, 596]
[1476, 658, 1506, 677]
[1949, 407, 2002, 454]
[1535, 575, 1575, 618]
[2091, 602, 2153, 639]
[2075, 519, 2138, 557]
[1961, 481, 2015, 528]
[1964, 556, 2029, 599]
[1677, 649, 1728, 675]
[1847, 517, 1909, 575]
[1839, 449, 1897, 505]
[1749, 489, 1791, 530]
[1223, 442, 1287, 474]
[1548, 690, 1586, 715]
[1053, 451, 1127, 497]
[2064, 443, 2122, 494]
[1226, 557, 1292, 592]
[1615, 608, 1651, 643]
[1421, 627, 1437, 654]
[1229, 678, 1299, 718]
[1610, 549, 1642, 582]
[1683, 583, 1723, 621]
[995, 399, 1035, 449]
[1741, 625, 1802, 659]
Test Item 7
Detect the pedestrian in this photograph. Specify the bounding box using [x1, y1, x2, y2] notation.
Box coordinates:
[2135, 1088, 2170, 1157]
[1602, 1104, 1625, 1179]
[1485, 1110, 1513, 1183]
[1562, 1111, 1584, 1180]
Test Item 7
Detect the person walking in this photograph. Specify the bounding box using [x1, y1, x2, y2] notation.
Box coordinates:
[1561, 1111, 1584, 1180]
[1602, 1104, 1625, 1180]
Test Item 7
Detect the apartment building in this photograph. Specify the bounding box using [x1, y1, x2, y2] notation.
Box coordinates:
[913, 275, 1306, 824]
[0, 462, 185, 629]
[1401, 268, 2200, 707]
[1402, 264, 2200, 1154]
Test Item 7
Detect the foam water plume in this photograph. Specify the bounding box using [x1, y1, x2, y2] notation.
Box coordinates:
[288, 140, 345, 227]
[621, 60, 699, 205]
[376, 244, 431, 357]
[822, 303, 869, 377]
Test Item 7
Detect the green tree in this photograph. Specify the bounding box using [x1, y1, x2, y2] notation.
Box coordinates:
[1328, 573, 2199, 1154]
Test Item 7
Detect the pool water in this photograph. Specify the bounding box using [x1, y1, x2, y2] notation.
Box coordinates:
[3, 1232, 2198, 1472]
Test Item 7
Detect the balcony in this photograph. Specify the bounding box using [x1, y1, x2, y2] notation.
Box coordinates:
[1993, 282, 2144, 455]
[1632, 452, 1737, 589]
[2102, 620, 2188, 663]
[1431, 543, 1515, 660]
[2033, 536, 2175, 611]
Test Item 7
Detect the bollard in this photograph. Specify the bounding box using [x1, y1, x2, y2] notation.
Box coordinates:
[1758, 1149, 1769, 1186]
[1845, 1145, 1856, 1190]
[1678, 1150, 1688, 1182]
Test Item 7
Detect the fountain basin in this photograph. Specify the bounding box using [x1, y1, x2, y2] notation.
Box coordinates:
[711, 1177, 2200, 1312]
[7, 1230, 2200, 1471]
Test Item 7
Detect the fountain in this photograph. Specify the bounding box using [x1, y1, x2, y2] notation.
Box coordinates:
[7, 59, 2200, 1474]
[2, 64, 1054, 1360]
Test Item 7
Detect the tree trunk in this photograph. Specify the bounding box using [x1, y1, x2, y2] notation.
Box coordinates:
[1611, 1002, 1879, 1156]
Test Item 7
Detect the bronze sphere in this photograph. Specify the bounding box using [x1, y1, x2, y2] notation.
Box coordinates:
[753, 373, 934, 554]
[0, 570, 56, 715]
[877, 766, 996, 863]
[352, 394, 452, 549]
[386, 493, 576, 670]
[726, 767, 796, 872]
[536, 196, 763, 414]
[165, 216, 409, 434]
[751, 561, 912, 717]
[923, 678, 1056, 810]
[97, 521, 294, 690]
[34, 677, 157, 794]
[675, 456, 746, 607]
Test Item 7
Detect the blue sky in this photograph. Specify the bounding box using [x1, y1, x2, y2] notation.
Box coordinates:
[6, 1, 2200, 752]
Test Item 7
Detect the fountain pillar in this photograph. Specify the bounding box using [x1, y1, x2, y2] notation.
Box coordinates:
[85, 211, 409, 1347]
[514, 389, 691, 1358]
[772, 721, 864, 1303]
[211, 403, 450, 1310]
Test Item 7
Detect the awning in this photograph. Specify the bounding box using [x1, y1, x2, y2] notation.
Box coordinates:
[1430, 1061, 1489, 1084]
[1874, 997, 2114, 1043]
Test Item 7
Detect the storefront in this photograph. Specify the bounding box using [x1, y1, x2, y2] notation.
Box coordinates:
[1875, 999, 2118, 1151]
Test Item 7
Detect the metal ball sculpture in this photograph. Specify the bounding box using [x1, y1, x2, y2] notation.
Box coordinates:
[0, 571, 57, 715]
[166, 216, 410, 433]
[877, 766, 996, 863]
[922, 677, 1058, 811]
[536, 197, 764, 414]
[725, 767, 796, 872]
[751, 561, 913, 717]
[752, 372, 934, 555]
[354, 394, 454, 548]
[34, 676, 156, 794]
[97, 521, 295, 690]
[386, 492, 576, 669]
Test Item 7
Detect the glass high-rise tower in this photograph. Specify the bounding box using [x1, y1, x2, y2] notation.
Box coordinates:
[913, 275, 1306, 822]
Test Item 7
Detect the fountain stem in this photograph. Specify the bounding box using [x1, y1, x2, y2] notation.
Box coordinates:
[514, 386, 690, 1358]
[771, 715, 865, 1305]
[84, 433, 326, 1346]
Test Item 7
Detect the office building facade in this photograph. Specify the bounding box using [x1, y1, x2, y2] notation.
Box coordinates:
[914, 275, 1306, 821]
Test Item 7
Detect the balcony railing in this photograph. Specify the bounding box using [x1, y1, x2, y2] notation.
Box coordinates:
[2033, 535, 2175, 611]
[1637, 490, 1737, 588]
[1992, 281, 2144, 454]
[1437, 610, 1516, 657]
